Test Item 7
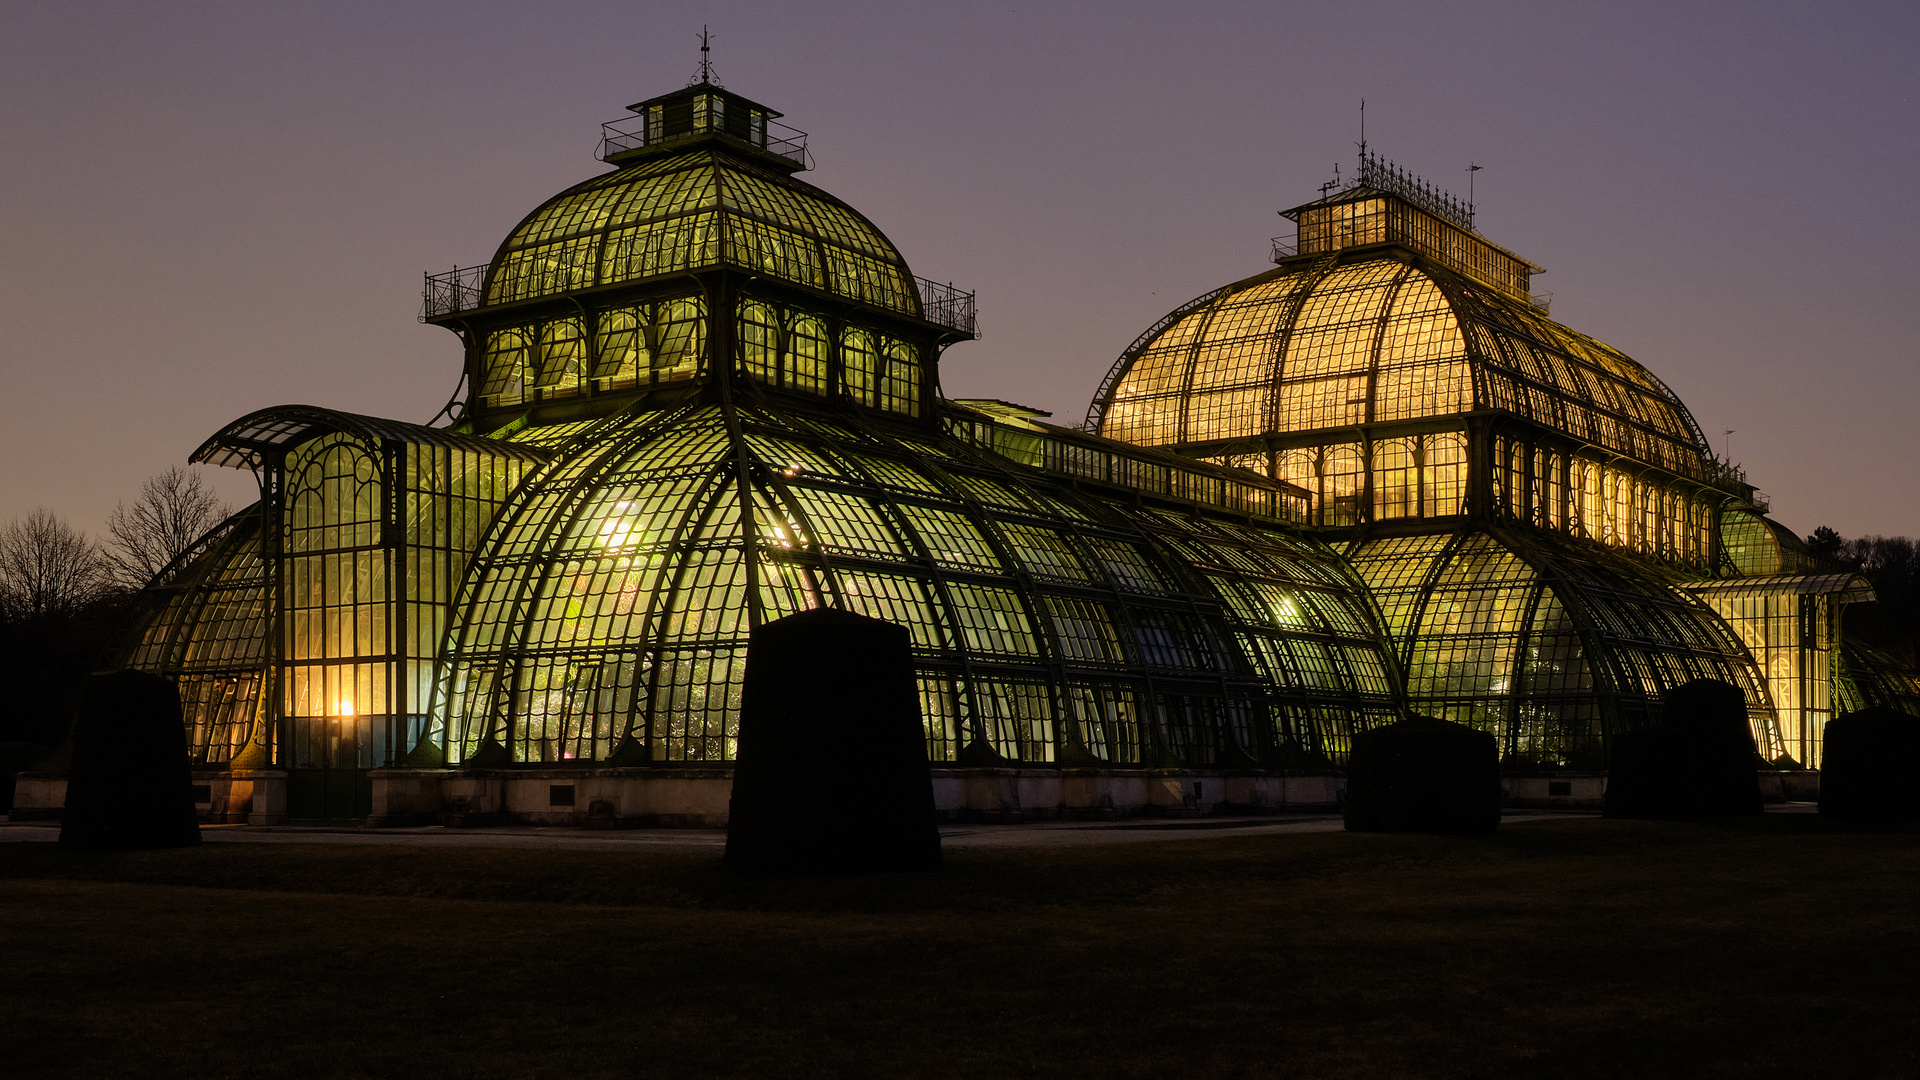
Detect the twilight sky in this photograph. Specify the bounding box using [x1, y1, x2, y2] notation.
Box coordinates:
[3, 1, 1917, 543]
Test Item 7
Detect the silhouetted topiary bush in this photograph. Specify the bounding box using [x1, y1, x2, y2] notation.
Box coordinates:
[1661, 678, 1764, 816]
[1820, 706, 1920, 821]
[1603, 726, 1708, 821]
[725, 608, 940, 875]
[59, 669, 200, 851]
[1343, 716, 1500, 835]
[1607, 680, 1768, 821]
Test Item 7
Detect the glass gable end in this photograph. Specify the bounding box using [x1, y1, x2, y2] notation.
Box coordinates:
[1348, 529, 1775, 768]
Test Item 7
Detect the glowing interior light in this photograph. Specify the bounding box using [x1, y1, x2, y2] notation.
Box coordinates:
[598, 501, 641, 547]
[336, 698, 355, 716]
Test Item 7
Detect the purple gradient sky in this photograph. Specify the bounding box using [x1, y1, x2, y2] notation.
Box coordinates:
[3, 1, 1917, 543]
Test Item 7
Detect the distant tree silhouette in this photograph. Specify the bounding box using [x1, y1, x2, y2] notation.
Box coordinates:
[1806, 525, 1845, 565]
[104, 466, 230, 591]
[1811, 528, 1920, 668]
[0, 509, 112, 623]
[0, 510, 124, 749]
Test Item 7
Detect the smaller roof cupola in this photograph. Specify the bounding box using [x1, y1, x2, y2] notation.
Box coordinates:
[599, 82, 809, 173]
[1280, 150, 1541, 302]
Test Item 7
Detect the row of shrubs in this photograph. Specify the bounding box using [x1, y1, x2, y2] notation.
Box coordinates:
[1345, 679, 1920, 833]
[38, 658, 1920, 856]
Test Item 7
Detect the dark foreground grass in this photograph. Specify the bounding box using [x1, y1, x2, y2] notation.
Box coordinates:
[2, 816, 1916, 1080]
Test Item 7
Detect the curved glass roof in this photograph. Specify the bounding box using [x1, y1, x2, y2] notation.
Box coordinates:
[1093, 259, 1711, 477]
[1839, 637, 1920, 717]
[1719, 507, 1821, 576]
[430, 403, 1402, 769]
[484, 149, 920, 317]
[122, 506, 271, 765]
[1346, 527, 1773, 769]
[192, 405, 552, 471]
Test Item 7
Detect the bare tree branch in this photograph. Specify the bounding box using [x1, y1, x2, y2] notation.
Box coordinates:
[0, 508, 112, 622]
[104, 465, 232, 590]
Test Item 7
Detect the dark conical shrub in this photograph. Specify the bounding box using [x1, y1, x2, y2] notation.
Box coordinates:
[724, 608, 940, 875]
[1820, 706, 1920, 821]
[60, 669, 201, 851]
[1603, 726, 1708, 821]
[1660, 678, 1764, 816]
[1344, 716, 1501, 835]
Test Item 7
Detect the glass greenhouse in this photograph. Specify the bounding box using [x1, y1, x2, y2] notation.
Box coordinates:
[106, 81, 1917, 822]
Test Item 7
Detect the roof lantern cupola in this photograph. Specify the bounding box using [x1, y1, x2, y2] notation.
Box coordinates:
[1278, 149, 1543, 302]
[599, 83, 810, 173]
[597, 32, 809, 173]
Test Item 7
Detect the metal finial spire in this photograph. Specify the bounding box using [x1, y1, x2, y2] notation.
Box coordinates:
[1467, 163, 1482, 216]
[693, 26, 721, 86]
[1358, 98, 1366, 158]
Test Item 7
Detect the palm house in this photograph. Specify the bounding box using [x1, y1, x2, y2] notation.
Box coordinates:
[94, 79, 1918, 824]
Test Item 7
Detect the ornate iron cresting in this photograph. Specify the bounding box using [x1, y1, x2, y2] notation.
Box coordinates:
[1356, 150, 1475, 230]
[422, 265, 486, 320]
[916, 278, 978, 338]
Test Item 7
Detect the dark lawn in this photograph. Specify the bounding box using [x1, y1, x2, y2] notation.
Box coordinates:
[1, 815, 1915, 1079]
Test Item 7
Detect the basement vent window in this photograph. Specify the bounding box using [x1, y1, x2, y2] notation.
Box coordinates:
[1548, 781, 1572, 797]
[550, 784, 576, 807]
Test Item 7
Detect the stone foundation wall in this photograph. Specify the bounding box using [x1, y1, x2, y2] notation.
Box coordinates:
[372, 768, 737, 828]
[929, 769, 1348, 822]
[6, 766, 1830, 826]
[8, 776, 68, 821]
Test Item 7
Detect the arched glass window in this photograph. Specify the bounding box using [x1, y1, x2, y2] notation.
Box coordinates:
[533, 317, 586, 396]
[839, 328, 876, 407]
[479, 329, 530, 407]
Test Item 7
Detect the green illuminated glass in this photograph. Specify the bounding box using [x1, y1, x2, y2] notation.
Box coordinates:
[123, 507, 270, 764]
[431, 403, 1402, 768]
[1349, 530, 1773, 768]
[485, 152, 917, 317]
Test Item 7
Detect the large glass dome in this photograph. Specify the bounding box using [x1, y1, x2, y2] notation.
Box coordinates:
[1091, 259, 1711, 477]
[483, 148, 919, 318]
[431, 402, 1402, 769]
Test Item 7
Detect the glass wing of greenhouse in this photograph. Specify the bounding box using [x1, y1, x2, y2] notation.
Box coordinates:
[435, 399, 1400, 768]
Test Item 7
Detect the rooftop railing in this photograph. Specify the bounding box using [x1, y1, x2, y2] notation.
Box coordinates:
[944, 409, 1309, 524]
[1271, 236, 1297, 263]
[917, 278, 979, 338]
[599, 112, 808, 168]
[427, 263, 979, 338]
[422, 264, 487, 320]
